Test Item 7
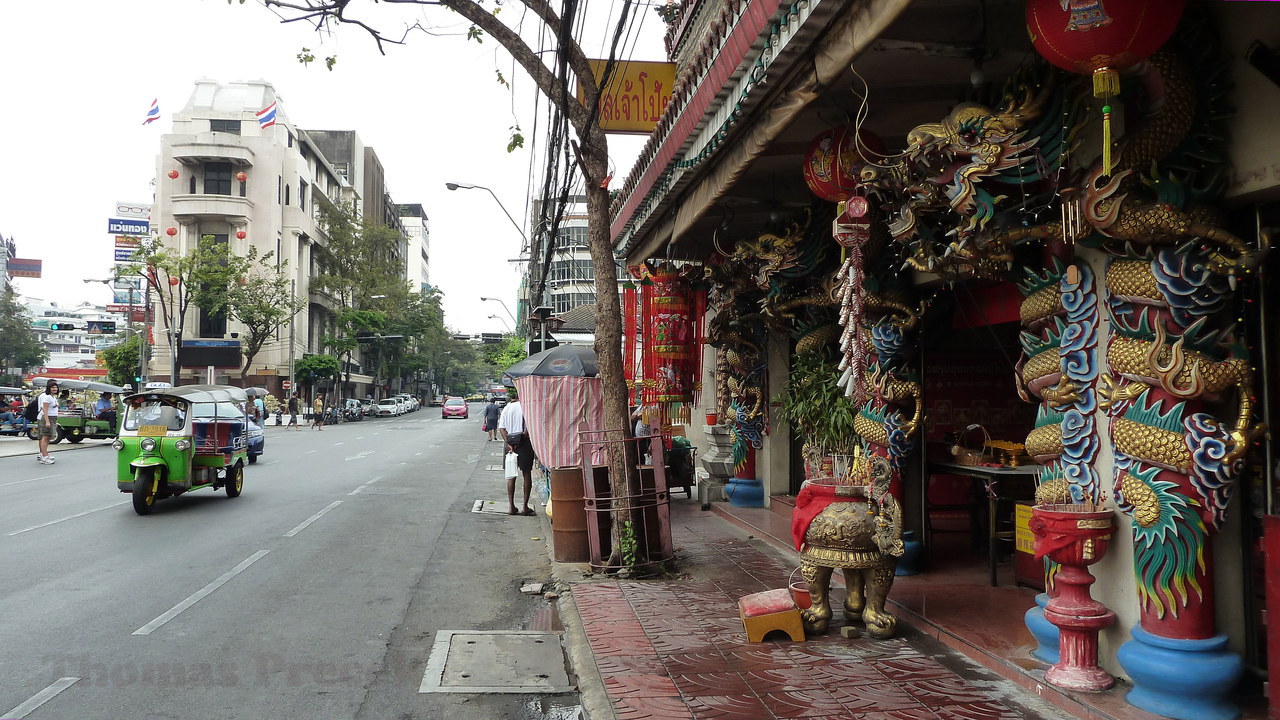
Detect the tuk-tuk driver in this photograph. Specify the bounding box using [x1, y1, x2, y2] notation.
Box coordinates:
[95, 392, 118, 424]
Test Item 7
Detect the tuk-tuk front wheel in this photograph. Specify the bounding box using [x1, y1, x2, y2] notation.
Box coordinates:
[26, 426, 39, 441]
[66, 427, 84, 444]
[50, 427, 65, 445]
[225, 463, 243, 498]
[133, 468, 159, 515]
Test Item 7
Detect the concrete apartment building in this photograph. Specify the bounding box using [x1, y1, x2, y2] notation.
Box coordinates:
[151, 79, 415, 397]
[396, 203, 430, 293]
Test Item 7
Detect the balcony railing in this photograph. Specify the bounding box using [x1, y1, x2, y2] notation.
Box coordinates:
[169, 193, 254, 221]
[171, 139, 254, 166]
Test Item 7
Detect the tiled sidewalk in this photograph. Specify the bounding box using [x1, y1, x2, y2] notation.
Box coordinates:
[570, 503, 1073, 720]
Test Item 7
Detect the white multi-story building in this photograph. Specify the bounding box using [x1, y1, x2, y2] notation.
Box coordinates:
[151, 79, 415, 397]
[397, 203, 431, 292]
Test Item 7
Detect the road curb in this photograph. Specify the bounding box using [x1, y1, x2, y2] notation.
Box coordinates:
[542, 517, 615, 720]
[0, 438, 109, 459]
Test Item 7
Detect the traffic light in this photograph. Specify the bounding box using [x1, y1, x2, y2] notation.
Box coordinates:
[49, 323, 77, 331]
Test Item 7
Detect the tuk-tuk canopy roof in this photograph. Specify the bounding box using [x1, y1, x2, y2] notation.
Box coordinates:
[130, 384, 249, 404]
[31, 378, 127, 394]
[0, 386, 30, 395]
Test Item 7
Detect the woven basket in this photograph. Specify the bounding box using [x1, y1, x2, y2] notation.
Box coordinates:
[950, 424, 992, 466]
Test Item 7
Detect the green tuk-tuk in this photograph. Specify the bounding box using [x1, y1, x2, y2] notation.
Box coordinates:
[113, 385, 249, 515]
[28, 377, 127, 444]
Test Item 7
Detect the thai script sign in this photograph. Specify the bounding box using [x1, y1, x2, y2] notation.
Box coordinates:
[577, 59, 675, 134]
[108, 218, 150, 236]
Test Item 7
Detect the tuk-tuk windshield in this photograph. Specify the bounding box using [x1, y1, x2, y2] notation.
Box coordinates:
[123, 398, 187, 432]
[191, 402, 248, 421]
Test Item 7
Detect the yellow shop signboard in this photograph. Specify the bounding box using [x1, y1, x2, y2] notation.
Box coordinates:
[577, 59, 675, 134]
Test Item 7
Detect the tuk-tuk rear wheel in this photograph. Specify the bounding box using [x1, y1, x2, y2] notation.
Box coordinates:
[132, 468, 159, 515]
[66, 428, 84, 443]
[50, 427, 65, 444]
[26, 426, 39, 441]
[226, 463, 243, 498]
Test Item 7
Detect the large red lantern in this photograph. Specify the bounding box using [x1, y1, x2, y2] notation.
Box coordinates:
[168, 277, 180, 287]
[1027, 0, 1184, 172]
[235, 171, 247, 183]
[802, 126, 885, 202]
[165, 227, 177, 237]
[167, 169, 179, 179]
[236, 230, 247, 240]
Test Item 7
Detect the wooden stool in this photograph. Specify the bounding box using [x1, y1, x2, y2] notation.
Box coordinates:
[738, 588, 805, 642]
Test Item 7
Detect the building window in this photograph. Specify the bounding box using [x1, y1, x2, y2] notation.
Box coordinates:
[204, 162, 232, 195]
[278, 176, 282, 204]
[299, 180, 307, 210]
[189, 174, 197, 194]
[287, 133, 294, 148]
[284, 183, 291, 206]
[198, 234, 229, 337]
[210, 119, 241, 135]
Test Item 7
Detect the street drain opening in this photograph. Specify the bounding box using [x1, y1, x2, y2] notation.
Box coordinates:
[418, 630, 574, 694]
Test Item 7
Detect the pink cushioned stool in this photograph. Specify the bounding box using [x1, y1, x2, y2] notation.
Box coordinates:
[738, 588, 805, 642]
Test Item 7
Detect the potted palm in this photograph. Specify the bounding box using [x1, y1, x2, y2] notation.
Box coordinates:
[778, 352, 861, 481]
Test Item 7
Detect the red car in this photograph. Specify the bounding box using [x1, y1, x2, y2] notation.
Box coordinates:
[441, 397, 469, 419]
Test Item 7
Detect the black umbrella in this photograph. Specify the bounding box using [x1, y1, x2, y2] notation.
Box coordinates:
[502, 344, 598, 385]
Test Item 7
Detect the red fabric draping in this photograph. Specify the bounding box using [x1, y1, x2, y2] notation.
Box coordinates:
[791, 482, 841, 551]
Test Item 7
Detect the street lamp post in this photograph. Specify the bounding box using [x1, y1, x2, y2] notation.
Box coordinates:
[444, 182, 529, 251]
[480, 296, 517, 326]
[488, 314, 512, 332]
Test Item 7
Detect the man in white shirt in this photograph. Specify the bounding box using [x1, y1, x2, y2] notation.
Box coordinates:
[37, 379, 59, 465]
[498, 391, 536, 516]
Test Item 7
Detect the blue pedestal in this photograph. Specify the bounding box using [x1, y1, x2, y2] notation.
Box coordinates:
[1118, 626, 1243, 720]
[725, 477, 764, 507]
[896, 530, 922, 576]
[1025, 593, 1060, 665]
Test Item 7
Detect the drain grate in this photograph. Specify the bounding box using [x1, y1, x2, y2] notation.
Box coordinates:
[418, 630, 573, 694]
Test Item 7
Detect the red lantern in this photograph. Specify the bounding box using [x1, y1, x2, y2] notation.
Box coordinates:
[167, 170, 179, 179]
[235, 171, 247, 183]
[1027, 0, 1185, 172]
[802, 126, 885, 202]
[168, 277, 180, 287]
[236, 230, 247, 240]
[166, 227, 177, 236]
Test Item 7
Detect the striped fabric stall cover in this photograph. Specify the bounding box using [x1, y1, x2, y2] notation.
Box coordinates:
[512, 375, 605, 470]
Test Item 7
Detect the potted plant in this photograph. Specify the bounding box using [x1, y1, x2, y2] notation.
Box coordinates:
[778, 352, 861, 480]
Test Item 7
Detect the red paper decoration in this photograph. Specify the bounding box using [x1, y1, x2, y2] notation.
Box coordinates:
[1027, 0, 1185, 172]
[167, 170, 179, 179]
[165, 227, 177, 236]
[168, 277, 180, 286]
[1027, 0, 1183, 80]
[802, 126, 885, 202]
[235, 171, 247, 182]
[640, 263, 697, 424]
[236, 230, 247, 240]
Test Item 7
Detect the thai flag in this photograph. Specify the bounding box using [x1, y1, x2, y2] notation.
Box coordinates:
[256, 101, 278, 129]
[142, 99, 159, 125]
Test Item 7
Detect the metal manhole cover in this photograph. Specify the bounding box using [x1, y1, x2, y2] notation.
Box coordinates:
[418, 630, 573, 694]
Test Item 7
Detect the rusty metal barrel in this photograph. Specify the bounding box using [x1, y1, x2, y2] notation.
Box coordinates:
[549, 467, 589, 562]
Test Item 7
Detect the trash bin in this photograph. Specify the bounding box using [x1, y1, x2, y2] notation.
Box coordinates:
[549, 467, 589, 562]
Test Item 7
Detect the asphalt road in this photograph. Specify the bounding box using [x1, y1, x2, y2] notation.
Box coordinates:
[0, 407, 571, 720]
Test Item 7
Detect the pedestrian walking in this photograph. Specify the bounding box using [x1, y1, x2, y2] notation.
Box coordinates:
[287, 392, 300, 430]
[499, 390, 536, 516]
[311, 393, 325, 431]
[36, 379, 59, 465]
[482, 397, 502, 441]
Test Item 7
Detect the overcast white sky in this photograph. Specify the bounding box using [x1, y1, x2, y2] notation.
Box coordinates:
[0, 0, 663, 335]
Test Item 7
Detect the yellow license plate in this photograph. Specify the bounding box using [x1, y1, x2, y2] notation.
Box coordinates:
[138, 425, 169, 437]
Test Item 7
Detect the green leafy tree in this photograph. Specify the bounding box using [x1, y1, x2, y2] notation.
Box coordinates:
[227, 248, 306, 380]
[294, 354, 342, 391]
[258, 0, 641, 567]
[127, 234, 249, 381]
[0, 285, 47, 382]
[100, 334, 142, 387]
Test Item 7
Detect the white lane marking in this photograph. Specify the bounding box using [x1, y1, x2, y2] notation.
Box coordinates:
[344, 450, 374, 462]
[357, 436, 365, 440]
[414, 452, 423, 456]
[305, 449, 318, 454]
[262, 460, 280, 466]
[0, 474, 62, 488]
[485, 465, 503, 471]
[8, 501, 130, 536]
[133, 550, 270, 636]
[332, 442, 344, 446]
[4, 677, 79, 718]
[284, 500, 343, 537]
[349, 476, 383, 495]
